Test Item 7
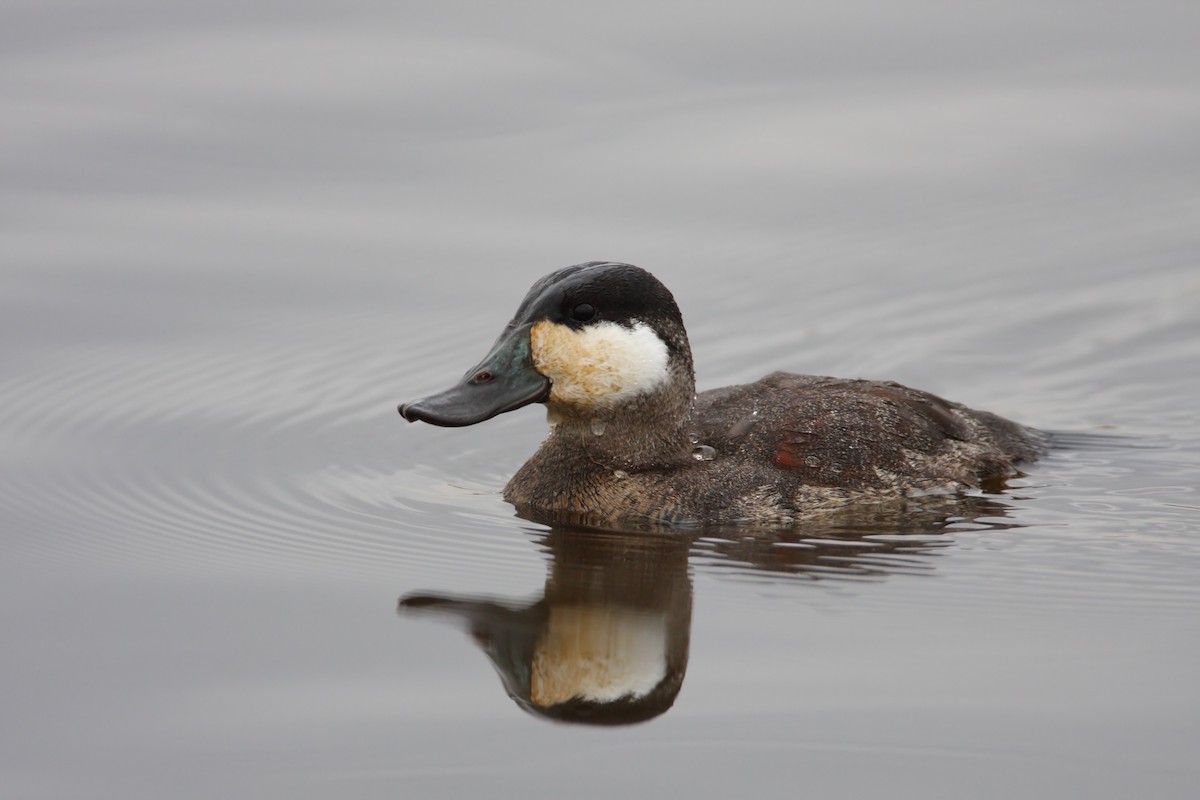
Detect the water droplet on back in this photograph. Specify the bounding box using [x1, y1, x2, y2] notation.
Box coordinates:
[590, 418, 606, 436]
[692, 444, 716, 461]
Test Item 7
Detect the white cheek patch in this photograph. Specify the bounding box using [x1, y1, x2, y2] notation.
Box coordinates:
[530, 319, 670, 408]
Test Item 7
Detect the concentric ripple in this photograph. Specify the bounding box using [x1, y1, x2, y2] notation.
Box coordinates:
[0, 309, 548, 589]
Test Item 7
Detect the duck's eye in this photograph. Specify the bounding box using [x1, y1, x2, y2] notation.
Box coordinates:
[570, 303, 596, 322]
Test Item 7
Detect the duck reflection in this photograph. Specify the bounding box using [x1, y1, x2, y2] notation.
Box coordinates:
[401, 530, 691, 725]
[399, 495, 1017, 725]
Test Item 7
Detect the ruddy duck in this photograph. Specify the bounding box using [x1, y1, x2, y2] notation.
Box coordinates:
[399, 262, 1042, 527]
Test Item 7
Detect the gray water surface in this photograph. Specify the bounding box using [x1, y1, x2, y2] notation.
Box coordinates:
[3, 2, 1200, 798]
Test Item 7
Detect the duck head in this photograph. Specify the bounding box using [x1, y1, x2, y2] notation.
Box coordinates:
[399, 262, 694, 427]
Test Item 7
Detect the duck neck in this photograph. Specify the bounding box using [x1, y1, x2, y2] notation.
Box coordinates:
[544, 375, 697, 472]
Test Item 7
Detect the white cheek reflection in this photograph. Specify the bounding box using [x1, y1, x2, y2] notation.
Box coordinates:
[530, 606, 669, 705]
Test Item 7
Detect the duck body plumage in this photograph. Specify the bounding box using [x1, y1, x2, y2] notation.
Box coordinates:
[400, 262, 1043, 529]
[505, 372, 1041, 527]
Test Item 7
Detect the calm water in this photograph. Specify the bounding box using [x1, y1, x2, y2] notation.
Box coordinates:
[3, 2, 1200, 798]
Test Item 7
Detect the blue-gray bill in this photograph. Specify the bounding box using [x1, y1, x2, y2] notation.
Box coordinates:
[398, 323, 549, 427]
